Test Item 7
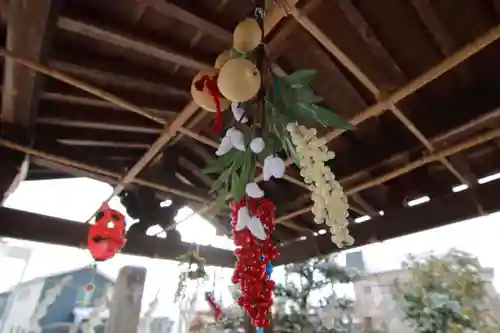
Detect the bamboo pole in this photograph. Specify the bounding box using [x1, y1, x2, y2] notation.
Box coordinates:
[275, 126, 500, 223]
[0, 139, 210, 203]
[290, 4, 469, 186]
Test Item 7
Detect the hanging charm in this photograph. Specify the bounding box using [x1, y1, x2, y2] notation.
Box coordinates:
[191, 70, 230, 133]
[87, 202, 127, 261]
[205, 292, 222, 321]
[231, 197, 278, 327]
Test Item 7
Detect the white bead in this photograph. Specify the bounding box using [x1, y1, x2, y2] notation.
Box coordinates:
[250, 137, 265, 153]
[245, 182, 264, 198]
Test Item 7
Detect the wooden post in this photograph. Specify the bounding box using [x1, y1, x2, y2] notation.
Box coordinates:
[105, 266, 147, 333]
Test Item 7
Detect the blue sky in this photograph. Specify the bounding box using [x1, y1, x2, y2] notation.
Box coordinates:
[1, 176, 500, 318]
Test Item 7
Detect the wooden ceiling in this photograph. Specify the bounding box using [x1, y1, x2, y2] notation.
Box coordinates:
[2, 0, 500, 264]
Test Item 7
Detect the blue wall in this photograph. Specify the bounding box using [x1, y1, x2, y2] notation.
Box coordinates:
[38, 268, 113, 333]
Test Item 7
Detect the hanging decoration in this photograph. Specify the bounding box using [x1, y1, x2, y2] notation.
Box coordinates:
[231, 197, 277, 327]
[204, 292, 222, 321]
[191, 70, 231, 133]
[196, 0, 355, 329]
[87, 202, 127, 262]
[287, 123, 353, 247]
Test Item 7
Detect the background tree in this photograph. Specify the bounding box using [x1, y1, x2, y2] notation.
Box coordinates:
[216, 255, 378, 333]
[393, 249, 500, 333]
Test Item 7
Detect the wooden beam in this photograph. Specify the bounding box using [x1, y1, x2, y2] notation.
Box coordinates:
[291, 3, 470, 187]
[0, 0, 60, 201]
[2, 0, 60, 125]
[50, 61, 189, 98]
[37, 118, 162, 135]
[409, 0, 474, 83]
[275, 179, 500, 265]
[276, 126, 500, 222]
[57, 17, 212, 71]
[337, 0, 406, 88]
[0, 207, 236, 267]
[40, 92, 176, 118]
[138, 0, 232, 42]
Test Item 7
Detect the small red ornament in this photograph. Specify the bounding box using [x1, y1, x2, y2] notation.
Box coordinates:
[87, 203, 126, 261]
[205, 292, 222, 321]
[231, 197, 279, 327]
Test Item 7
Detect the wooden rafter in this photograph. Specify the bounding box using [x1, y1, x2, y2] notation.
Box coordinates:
[290, 2, 470, 190]
[137, 0, 232, 43]
[0, 206, 236, 268]
[57, 16, 212, 71]
[276, 125, 500, 222]
[275, 179, 500, 265]
[0, 0, 61, 201]
[50, 61, 189, 98]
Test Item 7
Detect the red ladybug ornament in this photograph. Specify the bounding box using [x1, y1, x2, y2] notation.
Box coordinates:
[87, 203, 126, 261]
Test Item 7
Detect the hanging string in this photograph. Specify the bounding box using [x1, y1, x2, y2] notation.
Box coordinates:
[254, 1, 268, 332]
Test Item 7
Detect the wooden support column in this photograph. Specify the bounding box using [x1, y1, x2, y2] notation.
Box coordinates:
[105, 266, 146, 333]
[0, 0, 60, 202]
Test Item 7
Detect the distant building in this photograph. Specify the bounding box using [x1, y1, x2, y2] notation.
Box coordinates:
[345, 251, 500, 332]
[0, 267, 173, 333]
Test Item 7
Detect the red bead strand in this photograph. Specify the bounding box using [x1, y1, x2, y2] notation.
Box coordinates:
[231, 197, 279, 327]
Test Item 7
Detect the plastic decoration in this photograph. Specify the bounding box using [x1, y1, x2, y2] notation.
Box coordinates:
[192, 72, 227, 133]
[231, 197, 278, 327]
[217, 58, 261, 102]
[205, 292, 222, 321]
[87, 203, 126, 261]
[232, 18, 262, 54]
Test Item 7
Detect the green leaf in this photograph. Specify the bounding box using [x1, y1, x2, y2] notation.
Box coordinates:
[202, 149, 238, 174]
[206, 193, 229, 219]
[295, 103, 354, 129]
[231, 150, 253, 202]
[286, 69, 317, 87]
[295, 87, 323, 104]
[210, 167, 232, 193]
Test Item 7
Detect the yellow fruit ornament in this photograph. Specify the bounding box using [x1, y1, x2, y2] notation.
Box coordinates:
[232, 18, 262, 54]
[217, 58, 261, 102]
[190, 70, 230, 133]
[214, 49, 237, 69]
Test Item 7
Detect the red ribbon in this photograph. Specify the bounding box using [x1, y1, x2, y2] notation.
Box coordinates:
[205, 292, 222, 321]
[194, 75, 223, 134]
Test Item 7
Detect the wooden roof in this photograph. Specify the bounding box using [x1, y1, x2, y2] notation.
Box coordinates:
[1, 0, 500, 266]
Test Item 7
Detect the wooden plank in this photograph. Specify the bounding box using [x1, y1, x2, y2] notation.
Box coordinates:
[105, 266, 146, 333]
[138, 0, 232, 42]
[0, 0, 60, 201]
[50, 61, 189, 98]
[275, 178, 500, 265]
[57, 17, 212, 71]
[2, 0, 60, 125]
[0, 207, 236, 267]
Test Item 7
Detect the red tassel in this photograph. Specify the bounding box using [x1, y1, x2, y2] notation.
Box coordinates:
[194, 75, 223, 134]
[205, 292, 222, 320]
